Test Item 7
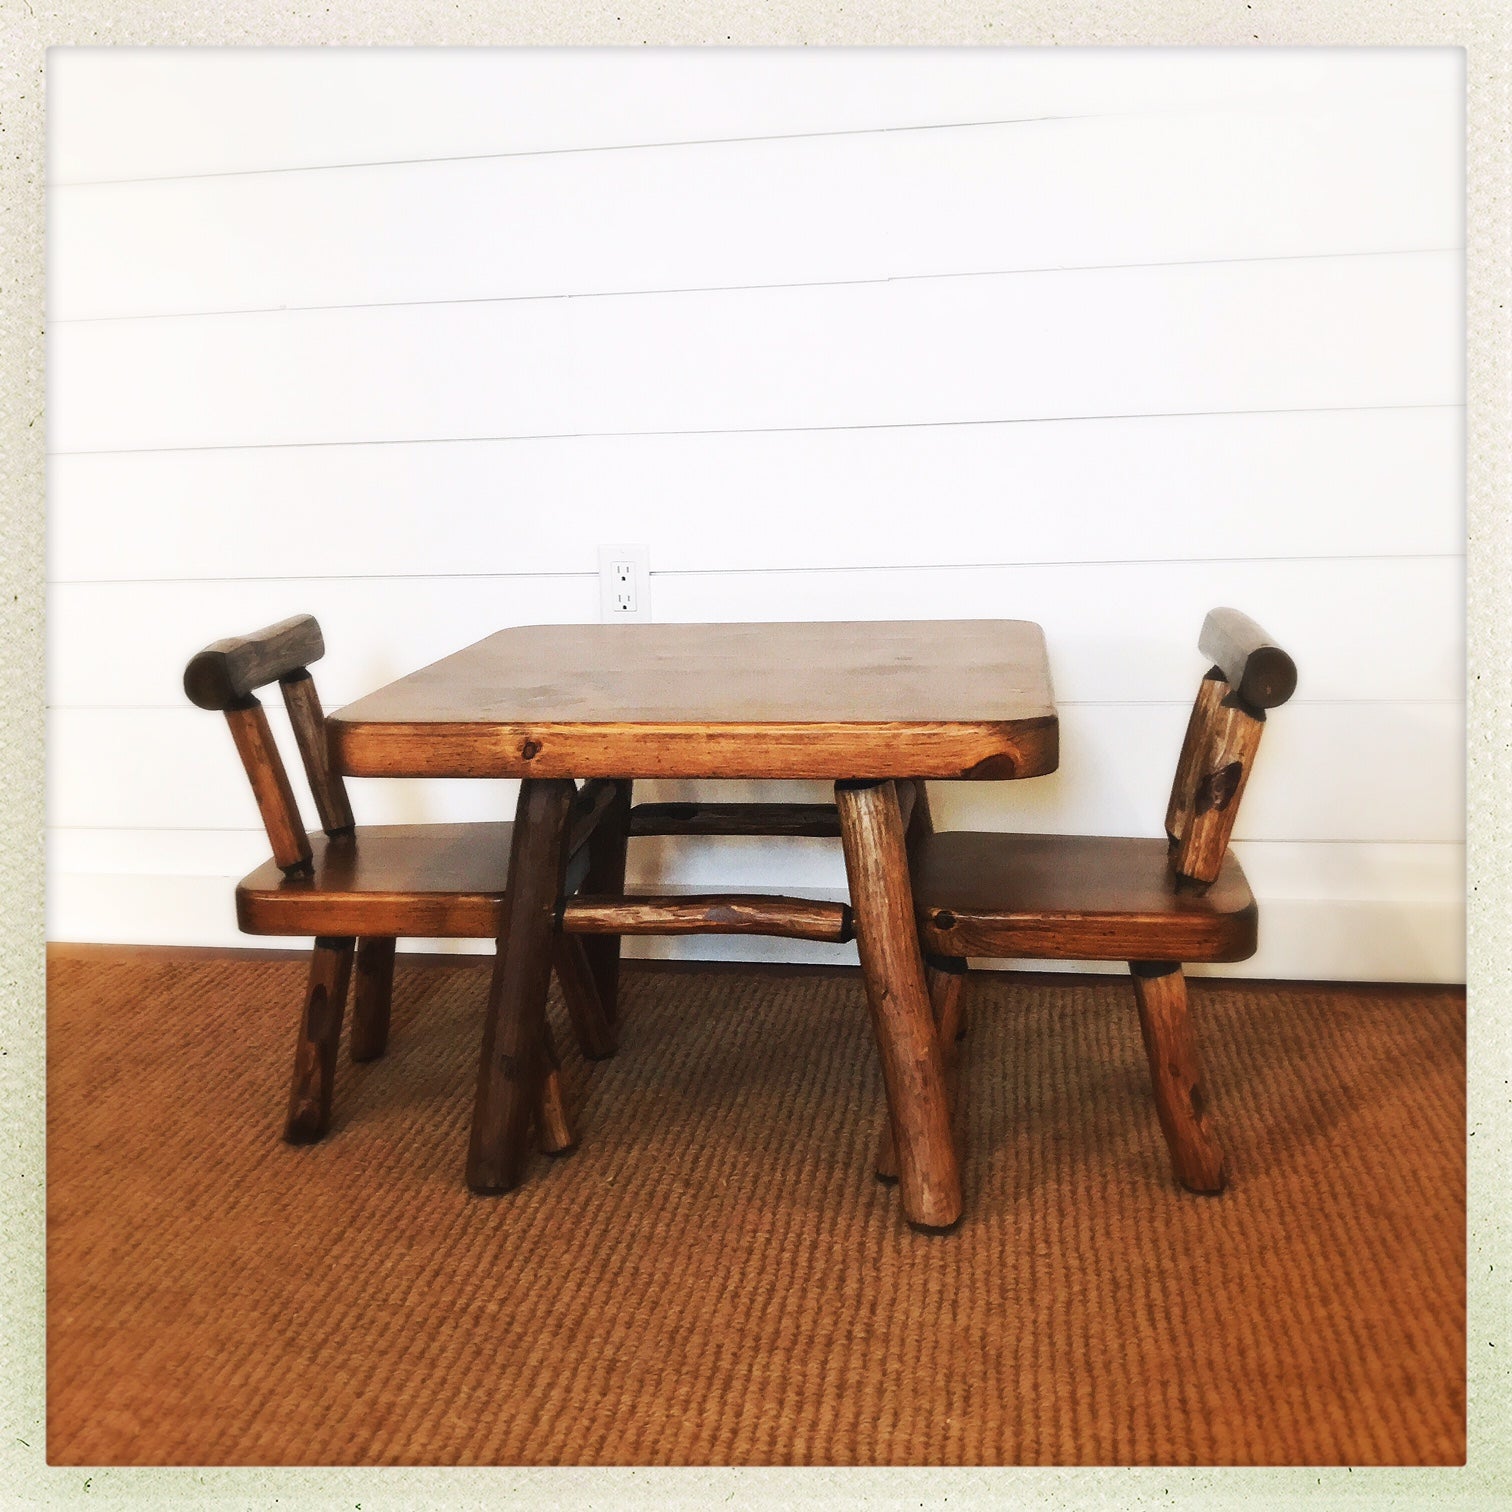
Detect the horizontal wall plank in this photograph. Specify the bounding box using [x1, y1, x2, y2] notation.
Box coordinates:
[48, 575, 600, 710]
[49, 825, 1466, 906]
[49, 49, 1458, 185]
[47, 407, 1464, 583]
[47, 701, 1464, 844]
[651, 557, 1463, 706]
[931, 701, 1464, 844]
[52, 97, 1461, 322]
[44, 873, 1465, 984]
[50, 253, 1462, 455]
[48, 555, 1463, 710]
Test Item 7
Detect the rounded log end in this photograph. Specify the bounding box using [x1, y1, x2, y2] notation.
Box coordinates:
[1239, 645, 1298, 711]
[184, 614, 326, 709]
[183, 649, 241, 711]
[1198, 607, 1297, 710]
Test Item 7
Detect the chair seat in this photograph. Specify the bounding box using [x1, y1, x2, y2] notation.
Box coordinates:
[912, 831, 1258, 963]
[236, 823, 515, 938]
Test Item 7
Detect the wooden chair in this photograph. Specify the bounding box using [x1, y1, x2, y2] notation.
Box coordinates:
[183, 614, 616, 1149]
[899, 608, 1298, 1194]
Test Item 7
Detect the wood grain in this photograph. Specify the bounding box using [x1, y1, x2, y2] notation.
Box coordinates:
[349, 936, 396, 1063]
[280, 671, 355, 836]
[561, 894, 853, 944]
[550, 937, 618, 1061]
[629, 801, 842, 838]
[913, 832, 1258, 963]
[1197, 607, 1298, 711]
[1171, 694, 1266, 887]
[236, 823, 514, 938]
[1129, 962, 1226, 1193]
[836, 779, 961, 1231]
[533, 1020, 575, 1157]
[875, 958, 966, 1184]
[183, 614, 324, 711]
[1164, 670, 1229, 849]
[566, 778, 622, 858]
[467, 778, 578, 1195]
[579, 778, 633, 1025]
[282, 936, 354, 1144]
[223, 701, 312, 876]
[328, 621, 1059, 781]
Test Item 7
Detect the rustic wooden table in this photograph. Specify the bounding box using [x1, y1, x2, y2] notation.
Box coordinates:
[328, 620, 1059, 1230]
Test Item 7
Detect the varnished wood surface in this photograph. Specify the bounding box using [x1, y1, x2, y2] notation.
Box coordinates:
[224, 701, 313, 876]
[550, 937, 618, 1061]
[283, 936, 353, 1144]
[1129, 963, 1226, 1193]
[350, 936, 396, 1063]
[533, 1021, 575, 1156]
[630, 801, 844, 838]
[1197, 607, 1297, 711]
[913, 832, 1259, 963]
[1164, 671, 1228, 849]
[561, 894, 854, 943]
[836, 779, 961, 1231]
[628, 786, 915, 839]
[280, 671, 355, 836]
[237, 823, 514, 937]
[875, 959, 965, 1184]
[579, 778, 633, 1023]
[468, 779, 578, 1194]
[184, 614, 326, 711]
[1171, 694, 1265, 887]
[328, 620, 1058, 780]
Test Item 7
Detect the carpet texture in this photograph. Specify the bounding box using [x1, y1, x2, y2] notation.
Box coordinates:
[46, 951, 1465, 1466]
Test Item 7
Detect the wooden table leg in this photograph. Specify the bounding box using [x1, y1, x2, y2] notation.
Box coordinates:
[875, 955, 967, 1184]
[580, 778, 633, 1024]
[467, 777, 577, 1194]
[835, 779, 962, 1231]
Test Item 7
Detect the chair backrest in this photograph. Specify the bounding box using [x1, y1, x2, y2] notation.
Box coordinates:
[1164, 607, 1297, 887]
[183, 614, 354, 875]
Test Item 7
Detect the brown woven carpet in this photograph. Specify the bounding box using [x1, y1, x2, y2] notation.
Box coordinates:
[46, 950, 1465, 1466]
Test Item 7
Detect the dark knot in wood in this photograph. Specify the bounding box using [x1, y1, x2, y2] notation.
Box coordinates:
[962, 754, 1017, 779]
[520, 738, 542, 761]
[1194, 761, 1244, 815]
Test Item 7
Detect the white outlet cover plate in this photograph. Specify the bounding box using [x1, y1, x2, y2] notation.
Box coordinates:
[597, 543, 651, 622]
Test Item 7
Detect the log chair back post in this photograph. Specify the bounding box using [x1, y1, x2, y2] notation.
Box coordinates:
[185, 614, 605, 1151]
[183, 614, 342, 877]
[1163, 608, 1297, 888]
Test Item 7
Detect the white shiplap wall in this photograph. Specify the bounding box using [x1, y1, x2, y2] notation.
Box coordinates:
[44, 48, 1466, 981]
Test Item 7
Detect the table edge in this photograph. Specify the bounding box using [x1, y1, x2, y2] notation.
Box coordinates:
[328, 715, 1060, 782]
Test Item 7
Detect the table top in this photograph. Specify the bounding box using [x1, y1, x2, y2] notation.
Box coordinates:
[328, 620, 1059, 781]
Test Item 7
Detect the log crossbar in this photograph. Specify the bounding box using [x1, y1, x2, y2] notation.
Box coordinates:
[628, 785, 915, 840]
[560, 894, 854, 943]
[630, 802, 843, 838]
[566, 778, 623, 858]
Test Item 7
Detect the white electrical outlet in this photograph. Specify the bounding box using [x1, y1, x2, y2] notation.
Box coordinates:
[598, 544, 651, 622]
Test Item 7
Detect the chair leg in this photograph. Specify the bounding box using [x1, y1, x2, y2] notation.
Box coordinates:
[284, 936, 356, 1144]
[1129, 961, 1226, 1193]
[534, 1018, 576, 1155]
[580, 778, 633, 1026]
[350, 937, 397, 1063]
[875, 959, 968, 1182]
[552, 936, 618, 1060]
